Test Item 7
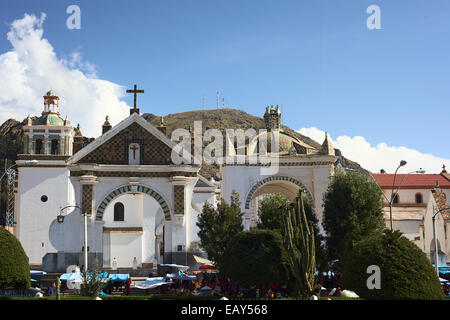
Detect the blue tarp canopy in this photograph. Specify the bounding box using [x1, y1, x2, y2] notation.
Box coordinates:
[165, 273, 197, 281]
[59, 273, 83, 281]
[87, 272, 108, 279]
[108, 274, 130, 282]
[438, 266, 450, 274]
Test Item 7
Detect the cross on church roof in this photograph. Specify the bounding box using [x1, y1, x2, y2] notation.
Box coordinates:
[126, 84, 144, 115]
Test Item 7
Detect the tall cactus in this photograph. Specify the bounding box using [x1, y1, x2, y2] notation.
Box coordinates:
[56, 276, 61, 300]
[280, 190, 316, 299]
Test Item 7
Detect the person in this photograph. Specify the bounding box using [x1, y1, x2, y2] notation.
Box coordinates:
[334, 287, 342, 297]
[47, 282, 56, 296]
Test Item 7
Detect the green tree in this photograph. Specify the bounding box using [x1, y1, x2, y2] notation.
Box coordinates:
[0, 227, 30, 290]
[342, 229, 444, 300]
[257, 193, 290, 230]
[323, 170, 384, 270]
[80, 259, 106, 298]
[221, 229, 290, 288]
[196, 190, 243, 267]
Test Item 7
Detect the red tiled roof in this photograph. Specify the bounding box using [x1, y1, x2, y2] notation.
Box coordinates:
[372, 173, 450, 188]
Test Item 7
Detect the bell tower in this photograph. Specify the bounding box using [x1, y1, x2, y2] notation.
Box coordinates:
[264, 105, 282, 131]
[22, 90, 75, 156]
[43, 90, 60, 115]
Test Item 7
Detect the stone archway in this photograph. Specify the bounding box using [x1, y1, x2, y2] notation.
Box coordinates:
[245, 175, 314, 210]
[95, 184, 172, 221]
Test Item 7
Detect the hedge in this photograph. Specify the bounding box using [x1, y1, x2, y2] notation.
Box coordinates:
[0, 228, 30, 290]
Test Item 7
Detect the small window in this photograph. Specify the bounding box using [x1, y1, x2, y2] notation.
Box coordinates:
[393, 194, 399, 204]
[41, 195, 48, 202]
[415, 193, 423, 204]
[114, 202, 124, 221]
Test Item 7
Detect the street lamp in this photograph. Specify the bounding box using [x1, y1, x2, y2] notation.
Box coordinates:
[389, 161, 426, 230]
[0, 159, 38, 180]
[58, 205, 88, 273]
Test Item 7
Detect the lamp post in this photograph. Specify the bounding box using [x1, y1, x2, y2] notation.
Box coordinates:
[389, 160, 407, 230]
[432, 203, 450, 276]
[0, 159, 38, 180]
[57, 205, 88, 273]
[388, 161, 425, 230]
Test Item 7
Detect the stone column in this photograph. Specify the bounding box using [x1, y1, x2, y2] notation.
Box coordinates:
[79, 175, 98, 269]
[80, 175, 98, 216]
[169, 176, 189, 265]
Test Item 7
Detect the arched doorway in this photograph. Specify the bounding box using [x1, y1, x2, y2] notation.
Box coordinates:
[244, 176, 314, 228]
[97, 184, 172, 269]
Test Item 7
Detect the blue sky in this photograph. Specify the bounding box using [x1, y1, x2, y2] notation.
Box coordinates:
[0, 0, 449, 172]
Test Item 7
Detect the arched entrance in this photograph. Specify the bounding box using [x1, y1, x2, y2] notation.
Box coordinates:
[245, 176, 314, 210]
[97, 184, 172, 269]
[244, 176, 314, 229]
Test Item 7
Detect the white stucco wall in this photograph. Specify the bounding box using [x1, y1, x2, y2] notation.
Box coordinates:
[17, 166, 72, 265]
[191, 190, 217, 245]
[221, 163, 333, 230]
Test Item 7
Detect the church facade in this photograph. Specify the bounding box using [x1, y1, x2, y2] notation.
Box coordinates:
[14, 90, 336, 272]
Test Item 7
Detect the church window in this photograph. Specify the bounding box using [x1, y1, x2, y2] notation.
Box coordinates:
[35, 139, 43, 154]
[51, 139, 59, 155]
[128, 143, 140, 165]
[415, 193, 423, 204]
[114, 202, 124, 221]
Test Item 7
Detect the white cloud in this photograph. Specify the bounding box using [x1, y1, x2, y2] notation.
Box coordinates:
[0, 13, 130, 138]
[298, 127, 449, 174]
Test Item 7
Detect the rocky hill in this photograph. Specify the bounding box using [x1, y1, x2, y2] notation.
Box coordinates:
[0, 108, 367, 179]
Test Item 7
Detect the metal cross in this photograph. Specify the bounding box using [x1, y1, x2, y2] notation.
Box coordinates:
[130, 144, 139, 160]
[126, 84, 144, 112]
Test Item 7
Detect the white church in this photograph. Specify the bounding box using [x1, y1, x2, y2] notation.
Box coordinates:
[14, 89, 341, 272]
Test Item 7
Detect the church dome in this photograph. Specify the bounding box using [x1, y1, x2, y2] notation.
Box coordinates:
[32, 114, 65, 126]
[248, 130, 317, 156]
[46, 90, 57, 96]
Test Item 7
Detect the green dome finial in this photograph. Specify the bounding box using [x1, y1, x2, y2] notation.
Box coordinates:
[46, 89, 57, 96]
[105, 115, 109, 121]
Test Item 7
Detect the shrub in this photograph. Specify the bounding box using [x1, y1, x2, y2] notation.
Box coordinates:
[0, 228, 30, 290]
[221, 229, 290, 288]
[342, 229, 444, 300]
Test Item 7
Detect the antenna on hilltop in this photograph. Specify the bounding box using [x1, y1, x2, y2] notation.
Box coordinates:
[202, 93, 206, 109]
[216, 91, 220, 109]
[222, 97, 225, 109]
